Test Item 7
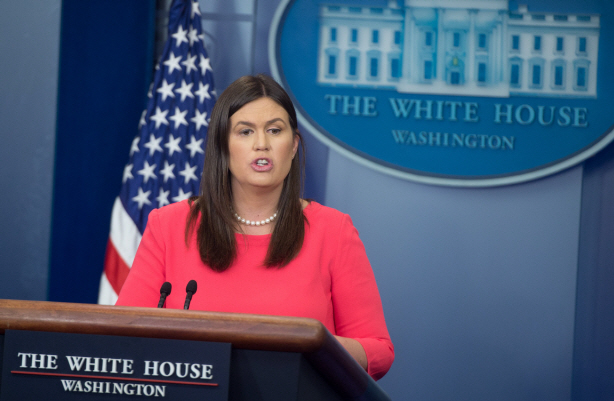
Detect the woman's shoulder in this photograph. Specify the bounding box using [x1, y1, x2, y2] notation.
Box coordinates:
[304, 200, 350, 224]
[148, 199, 192, 224]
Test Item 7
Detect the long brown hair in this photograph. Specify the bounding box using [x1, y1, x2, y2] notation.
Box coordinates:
[185, 74, 306, 272]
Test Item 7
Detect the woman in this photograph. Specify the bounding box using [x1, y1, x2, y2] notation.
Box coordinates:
[117, 74, 394, 380]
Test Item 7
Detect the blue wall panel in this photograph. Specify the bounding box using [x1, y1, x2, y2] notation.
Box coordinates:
[48, 0, 156, 303]
[0, 0, 61, 301]
[326, 154, 582, 401]
[573, 139, 614, 401]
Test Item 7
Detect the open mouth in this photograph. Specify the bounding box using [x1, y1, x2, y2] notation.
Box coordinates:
[256, 159, 269, 166]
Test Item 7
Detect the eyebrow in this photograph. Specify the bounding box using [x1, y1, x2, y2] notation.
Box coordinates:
[233, 118, 287, 129]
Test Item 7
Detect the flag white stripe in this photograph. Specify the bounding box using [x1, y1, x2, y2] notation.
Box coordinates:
[97, 273, 119, 305]
[109, 197, 142, 267]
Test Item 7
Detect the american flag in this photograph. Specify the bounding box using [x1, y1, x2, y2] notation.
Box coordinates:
[98, 0, 216, 304]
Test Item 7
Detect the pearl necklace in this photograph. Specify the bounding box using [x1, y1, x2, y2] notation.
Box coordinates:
[234, 211, 277, 226]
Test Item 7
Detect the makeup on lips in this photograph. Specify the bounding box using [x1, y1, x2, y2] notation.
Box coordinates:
[251, 158, 273, 172]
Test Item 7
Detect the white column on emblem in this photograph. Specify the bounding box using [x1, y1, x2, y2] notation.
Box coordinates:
[468, 9, 476, 84]
[436, 8, 445, 83]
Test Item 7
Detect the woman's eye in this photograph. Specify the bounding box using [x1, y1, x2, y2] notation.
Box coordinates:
[239, 129, 252, 136]
[269, 128, 281, 135]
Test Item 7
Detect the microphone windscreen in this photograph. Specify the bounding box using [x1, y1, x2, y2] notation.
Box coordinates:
[160, 282, 172, 296]
[186, 279, 197, 294]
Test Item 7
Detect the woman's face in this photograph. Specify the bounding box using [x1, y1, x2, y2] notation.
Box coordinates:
[227, 97, 298, 196]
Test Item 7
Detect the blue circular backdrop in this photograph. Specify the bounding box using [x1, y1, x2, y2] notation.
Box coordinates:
[271, 0, 614, 186]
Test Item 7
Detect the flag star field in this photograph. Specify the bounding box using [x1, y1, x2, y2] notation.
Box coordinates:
[99, 0, 215, 304]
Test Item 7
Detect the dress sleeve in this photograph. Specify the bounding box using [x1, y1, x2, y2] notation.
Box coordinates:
[115, 208, 167, 307]
[330, 214, 394, 380]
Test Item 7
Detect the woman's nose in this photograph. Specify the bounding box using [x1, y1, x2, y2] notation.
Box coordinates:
[253, 130, 269, 150]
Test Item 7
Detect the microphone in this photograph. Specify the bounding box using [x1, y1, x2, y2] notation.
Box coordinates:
[157, 282, 172, 308]
[184, 280, 197, 310]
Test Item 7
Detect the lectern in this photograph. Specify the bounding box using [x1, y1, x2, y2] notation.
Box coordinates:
[0, 300, 390, 400]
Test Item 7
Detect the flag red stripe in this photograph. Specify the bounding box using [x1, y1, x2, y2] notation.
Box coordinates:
[103, 239, 131, 295]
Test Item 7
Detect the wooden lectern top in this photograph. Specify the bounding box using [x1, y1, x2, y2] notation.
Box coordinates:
[0, 299, 390, 401]
[0, 299, 325, 352]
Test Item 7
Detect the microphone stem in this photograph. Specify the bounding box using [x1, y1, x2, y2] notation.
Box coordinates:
[184, 293, 193, 310]
[157, 294, 167, 308]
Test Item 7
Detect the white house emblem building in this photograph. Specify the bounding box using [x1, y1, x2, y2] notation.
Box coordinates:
[317, 0, 600, 98]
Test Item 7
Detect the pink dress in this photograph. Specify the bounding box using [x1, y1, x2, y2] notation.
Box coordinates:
[117, 200, 394, 379]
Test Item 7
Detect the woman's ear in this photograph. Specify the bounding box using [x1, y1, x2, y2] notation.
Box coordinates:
[292, 130, 300, 158]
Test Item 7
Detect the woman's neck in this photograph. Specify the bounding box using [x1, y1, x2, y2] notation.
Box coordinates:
[231, 184, 282, 235]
